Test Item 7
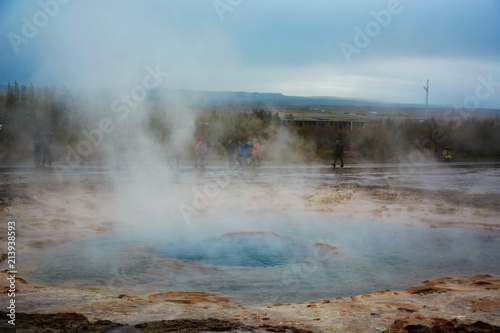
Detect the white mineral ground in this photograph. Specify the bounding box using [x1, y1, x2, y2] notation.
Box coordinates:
[1, 163, 499, 332]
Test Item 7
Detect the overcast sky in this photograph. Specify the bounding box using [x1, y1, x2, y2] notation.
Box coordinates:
[1, 0, 499, 107]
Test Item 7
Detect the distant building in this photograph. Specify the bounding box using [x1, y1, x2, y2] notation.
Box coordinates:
[281, 117, 368, 129]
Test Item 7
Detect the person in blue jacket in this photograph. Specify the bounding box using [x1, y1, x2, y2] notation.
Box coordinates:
[237, 140, 246, 166]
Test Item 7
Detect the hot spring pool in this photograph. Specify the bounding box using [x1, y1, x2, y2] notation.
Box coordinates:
[21, 214, 500, 303]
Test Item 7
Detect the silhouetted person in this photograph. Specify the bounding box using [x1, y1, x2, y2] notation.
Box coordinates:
[226, 139, 236, 166]
[332, 139, 344, 168]
[237, 140, 246, 166]
[195, 139, 206, 168]
[245, 140, 253, 165]
[250, 138, 261, 166]
[34, 135, 42, 167]
[40, 131, 53, 167]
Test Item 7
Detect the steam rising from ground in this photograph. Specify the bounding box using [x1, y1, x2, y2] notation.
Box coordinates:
[263, 127, 317, 164]
[4, 1, 498, 238]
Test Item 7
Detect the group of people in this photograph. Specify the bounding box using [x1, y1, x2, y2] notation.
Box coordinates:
[176, 137, 345, 169]
[192, 138, 261, 169]
[35, 134, 343, 169]
[193, 138, 261, 169]
[226, 138, 261, 167]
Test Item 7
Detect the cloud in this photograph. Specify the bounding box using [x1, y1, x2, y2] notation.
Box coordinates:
[25, 1, 237, 91]
[1, 0, 499, 107]
[195, 57, 500, 108]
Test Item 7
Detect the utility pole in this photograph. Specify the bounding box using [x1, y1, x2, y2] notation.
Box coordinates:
[423, 79, 429, 121]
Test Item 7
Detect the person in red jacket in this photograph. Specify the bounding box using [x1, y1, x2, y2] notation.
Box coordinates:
[195, 139, 206, 168]
[250, 138, 261, 166]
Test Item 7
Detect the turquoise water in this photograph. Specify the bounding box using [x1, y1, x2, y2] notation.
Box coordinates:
[21, 213, 500, 304]
[151, 233, 310, 267]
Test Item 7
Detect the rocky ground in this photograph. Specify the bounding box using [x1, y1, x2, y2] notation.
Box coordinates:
[0, 164, 499, 332]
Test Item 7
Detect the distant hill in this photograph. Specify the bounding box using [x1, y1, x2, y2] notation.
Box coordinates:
[151, 88, 415, 108]
[1, 85, 395, 106]
[2, 85, 498, 111]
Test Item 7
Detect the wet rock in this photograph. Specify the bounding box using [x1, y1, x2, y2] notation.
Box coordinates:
[471, 298, 500, 312]
[397, 307, 417, 313]
[405, 286, 448, 295]
[0, 311, 120, 333]
[117, 294, 142, 302]
[135, 318, 243, 332]
[132, 318, 318, 333]
[313, 242, 339, 254]
[0, 312, 317, 333]
[146, 291, 231, 304]
[257, 324, 316, 333]
[472, 281, 494, 286]
[383, 318, 500, 333]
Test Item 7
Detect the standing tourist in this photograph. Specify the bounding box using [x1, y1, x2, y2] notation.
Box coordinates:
[250, 138, 261, 166]
[195, 139, 206, 168]
[332, 139, 344, 168]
